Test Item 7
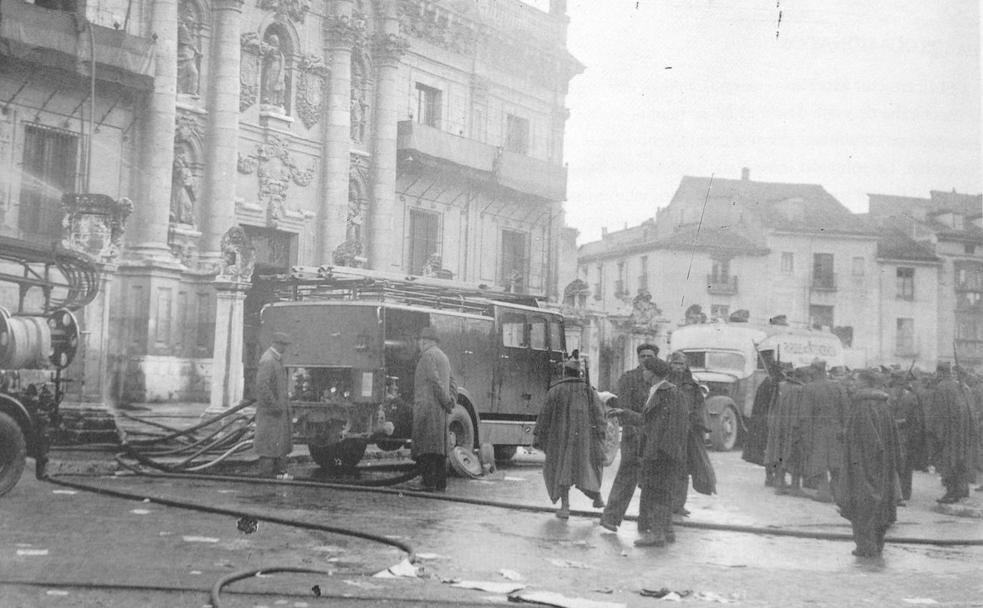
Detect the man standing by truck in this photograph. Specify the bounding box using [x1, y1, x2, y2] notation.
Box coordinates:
[413, 327, 456, 492]
[599, 344, 658, 532]
[255, 332, 294, 479]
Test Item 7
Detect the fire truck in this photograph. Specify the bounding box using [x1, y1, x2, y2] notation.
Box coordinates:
[256, 266, 568, 471]
[0, 236, 96, 496]
[669, 321, 846, 451]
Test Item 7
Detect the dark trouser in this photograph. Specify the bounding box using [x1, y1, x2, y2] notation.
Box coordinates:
[601, 441, 640, 529]
[258, 456, 287, 478]
[850, 518, 889, 557]
[899, 458, 913, 501]
[416, 453, 447, 490]
[942, 462, 970, 498]
[672, 473, 689, 513]
[639, 454, 678, 534]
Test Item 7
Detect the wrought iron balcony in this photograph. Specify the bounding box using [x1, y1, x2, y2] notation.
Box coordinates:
[706, 274, 738, 295]
[397, 121, 567, 201]
[0, 0, 155, 90]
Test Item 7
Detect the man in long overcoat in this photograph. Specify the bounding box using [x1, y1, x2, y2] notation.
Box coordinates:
[930, 363, 977, 503]
[255, 332, 294, 479]
[887, 371, 928, 501]
[667, 351, 711, 515]
[600, 343, 657, 532]
[743, 350, 779, 482]
[412, 327, 456, 491]
[835, 370, 902, 558]
[614, 357, 689, 547]
[534, 359, 607, 519]
[800, 360, 849, 502]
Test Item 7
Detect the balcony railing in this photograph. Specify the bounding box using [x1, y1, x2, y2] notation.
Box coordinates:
[811, 273, 837, 291]
[397, 121, 567, 201]
[707, 274, 738, 295]
[0, 0, 155, 90]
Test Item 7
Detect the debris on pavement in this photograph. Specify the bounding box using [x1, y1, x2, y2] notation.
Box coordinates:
[499, 568, 524, 581]
[342, 579, 385, 590]
[901, 600, 939, 605]
[51, 490, 77, 495]
[415, 552, 447, 561]
[16, 549, 49, 556]
[181, 536, 220, 543]
[546, 558, 593, 569]
[372, 558, 423, 578]
[640, 587, 691, 600]
[691, 591, 742, 603]
[508, 589, 626, 608]
[449, 580, 526, 594]
[130, 509, 151, 515]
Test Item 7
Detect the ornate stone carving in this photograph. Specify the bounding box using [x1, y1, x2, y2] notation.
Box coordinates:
[237, 135, 315, 220]
[258, 0, 310, 23]
[396, 0, 474, 54]
[349, 153, 369, 183]
[325, 13, 367, 49]
[628, 289, 663, 329]
[174, 112, 203, 145]
[170, 153, 198, 226]
[60, 194, 134, 263]
[176, 2, 203, 96]
[372, 32, 409, 67]
[296, 55, 328, 129]
[240, 33, 265, 112]
[260, 32, 288, 109]
[350, 91, 368, 142]
[332, 238, 365, 268]
[168, 224, 201, 267]
[217, 226, 255, 282]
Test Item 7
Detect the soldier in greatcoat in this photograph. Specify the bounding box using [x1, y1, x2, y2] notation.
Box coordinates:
[930, 362, 977, 503]
[800, 359, 850, 502]
[887, 371, 928, 501]
[412, 326, 456, 491]
[255, 332, 294, 479]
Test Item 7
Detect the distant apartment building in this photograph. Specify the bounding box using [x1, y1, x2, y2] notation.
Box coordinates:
[868, 190, 983, 369]
[578, 171, 948, 369]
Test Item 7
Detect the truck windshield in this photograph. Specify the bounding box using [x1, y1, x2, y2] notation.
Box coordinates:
[685, 350, 745, 373]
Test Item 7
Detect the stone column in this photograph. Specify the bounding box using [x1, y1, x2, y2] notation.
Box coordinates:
[129, 0, 179, 259]
[207, 279, 250, 413]
[199, 0, 244, 263]
[368, 3, 406, 271]
[318, 0, 356, 263]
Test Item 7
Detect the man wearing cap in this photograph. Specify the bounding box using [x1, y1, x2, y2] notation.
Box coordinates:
[600, 343, 659, 532]
[413, 327, 456, 491]
[929, 362, 977, 503]
[613, 357, 689, 547]
[743, 349, 779, 486]
[534, 358, 607, 519]
[255, 332, 294, 479]
[887, 371, 927, 501]
[667, 350, 711, 516]
[835, 369, 902, 558]
[800, 359, 849, 502]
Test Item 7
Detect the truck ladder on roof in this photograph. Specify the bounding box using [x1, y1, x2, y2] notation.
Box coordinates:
[257, 265, 541, 315]
[0, 236, 100, 312]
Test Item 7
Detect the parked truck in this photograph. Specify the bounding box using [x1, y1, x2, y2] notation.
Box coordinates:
[256, 266, 573, 472]
[669, 321, 845, 451]
[0, 236, 96, 496]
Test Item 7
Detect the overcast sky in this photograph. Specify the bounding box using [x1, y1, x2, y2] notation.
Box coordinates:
[562, 0, 982, 243]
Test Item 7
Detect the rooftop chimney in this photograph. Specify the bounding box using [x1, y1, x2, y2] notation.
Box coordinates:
[741, 167, 750, 181]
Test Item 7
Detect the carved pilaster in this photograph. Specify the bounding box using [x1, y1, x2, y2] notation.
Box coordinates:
[61, 194, 134, 264]
[296, 55, 329, 130]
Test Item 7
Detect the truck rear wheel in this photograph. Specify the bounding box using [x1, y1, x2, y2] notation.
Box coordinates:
[309, 439, 367, 469]
[0, 411, 27, 497]
[446, 404, 476, 450]
[710, 405, 740, 451]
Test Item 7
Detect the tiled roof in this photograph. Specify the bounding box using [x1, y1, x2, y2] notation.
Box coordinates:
[578, 224, 768, 261]
[671, 176, 877, 236]
[876, 227, 939, 263]
[868, 192, 983, 244]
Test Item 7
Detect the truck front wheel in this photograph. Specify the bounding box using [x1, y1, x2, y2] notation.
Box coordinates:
[0, 411, 27, 496]
[710, 405, 740, 452]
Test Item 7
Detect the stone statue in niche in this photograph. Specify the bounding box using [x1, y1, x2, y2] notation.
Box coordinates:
[345, 191, 364, 243]
[217, 226, 255, 282]
[176, 14, 202, 96]
[350, 92, 368, 142]
[170, 154, 197, 226]
[261, 33, 287, 108]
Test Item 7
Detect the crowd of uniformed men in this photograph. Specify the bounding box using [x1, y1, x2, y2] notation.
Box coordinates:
[742, 356, 982, 557]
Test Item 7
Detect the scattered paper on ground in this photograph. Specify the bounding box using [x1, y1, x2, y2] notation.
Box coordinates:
[415, 552, 446, 560]
[45, 590, 69, 596]
[182, 536, 220, 543]
[546, 558, 593, 569]
[692, 591, 737, 603]
[343, 579, 384, 590]
[451, 580, 526, 594]
[16, 549, 49, 556]
[51, 490, 77, 495]
[504, 477, 526, 482]
[509, 590, 626, 608]
[499, 568, 523, 581]
[130, 509, 151, 515]
[372, 558, 421, 578]
[902, 600, 939, 605]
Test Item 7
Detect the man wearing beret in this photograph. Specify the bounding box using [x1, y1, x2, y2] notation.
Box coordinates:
[413, 327, 456, 491]
[255, 332, 294, 479]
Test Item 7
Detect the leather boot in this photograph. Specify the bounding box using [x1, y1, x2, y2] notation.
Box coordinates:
[634, 528, 666, 547]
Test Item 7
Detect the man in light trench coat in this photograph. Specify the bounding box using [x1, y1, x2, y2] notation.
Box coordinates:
[413, 326, 456, 491]
[255, 331, 294, 479]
